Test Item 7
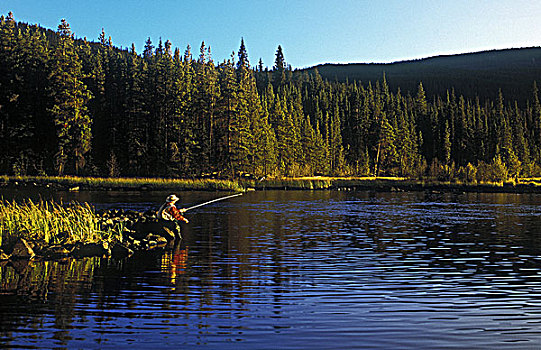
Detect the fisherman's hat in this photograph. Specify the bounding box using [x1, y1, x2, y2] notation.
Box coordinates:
[166, 194, 179, 203]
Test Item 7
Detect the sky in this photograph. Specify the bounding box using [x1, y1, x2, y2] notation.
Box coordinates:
[2, 0, 541, 69]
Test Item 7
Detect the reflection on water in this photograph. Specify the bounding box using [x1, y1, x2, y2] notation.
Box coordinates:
[2, 190, 541, 349]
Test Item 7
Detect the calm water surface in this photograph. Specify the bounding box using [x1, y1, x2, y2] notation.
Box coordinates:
[2, 189, 541, 349]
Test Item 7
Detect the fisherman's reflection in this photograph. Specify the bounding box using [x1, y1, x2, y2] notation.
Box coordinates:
[161, 246, 188, 285]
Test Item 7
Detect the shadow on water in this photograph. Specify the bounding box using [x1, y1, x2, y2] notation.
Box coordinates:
[2, 189, 541, 348]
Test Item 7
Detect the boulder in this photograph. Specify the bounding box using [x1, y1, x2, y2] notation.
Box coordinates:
[111, 242, 134, 258]
[11, 238, 35, 259]
[27, 239, 47, 255]
[145, 234, 168, 246]
[42, 245, 71, 259]
[96, 209, 182, 254]
[132, 220, 180, 241]
[144, 234, 168, 250]
[71, 242, 111, 258]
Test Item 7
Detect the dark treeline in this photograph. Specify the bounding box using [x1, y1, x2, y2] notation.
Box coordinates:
[2, 13, 541, 181]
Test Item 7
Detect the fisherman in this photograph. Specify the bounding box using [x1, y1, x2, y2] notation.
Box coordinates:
[158, 194, 189, 223]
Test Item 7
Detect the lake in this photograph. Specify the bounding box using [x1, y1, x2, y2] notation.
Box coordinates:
[2, 189, 541, 349]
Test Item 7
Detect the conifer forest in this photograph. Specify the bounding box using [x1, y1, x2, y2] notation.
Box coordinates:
[2, 13, 541, 182]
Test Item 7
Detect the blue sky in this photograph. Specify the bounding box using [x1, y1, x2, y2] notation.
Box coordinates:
[2, 0, 540, 68]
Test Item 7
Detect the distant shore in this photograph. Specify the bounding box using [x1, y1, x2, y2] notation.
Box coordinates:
[2, 175, 541, 194]
[244, 176, 541, 193]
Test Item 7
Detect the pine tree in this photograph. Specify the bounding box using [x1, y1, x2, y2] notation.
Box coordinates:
[270, 95, 298, 175]
[124, 47, 148, 175]
[443, 120, 451, 165]
[274, 45, 285, 71]
[236, 38, 249, 70]
[171, 48, 196, 175]
[532, 81, 541, 158]
[83, 35, 108, 174]
[217, 58, 242, 176]
[415, 82, 428, 116]
[375, 112, 398, 176]
[191, 41, 219, 174]
[255, 92, 277, 176]
[300, 114, 317, 174]
[143, 37, 154, 59]
[48, 19, 92, 175]
[273, 45, 287, 88]
[0, 12, 18, 173]
[328, 102, 345, 174]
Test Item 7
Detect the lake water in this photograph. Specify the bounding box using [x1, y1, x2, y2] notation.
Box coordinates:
[2, 189, 541, 349]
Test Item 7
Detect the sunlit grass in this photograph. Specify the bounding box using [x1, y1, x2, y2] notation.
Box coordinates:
[0, 199, 122, 248]
[519, 178, 541, 184]
[4, 175, 245, 192]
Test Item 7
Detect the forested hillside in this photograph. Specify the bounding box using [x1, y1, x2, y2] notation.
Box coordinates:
[304, 48, 541, 106]
[2, 13, 541, 181]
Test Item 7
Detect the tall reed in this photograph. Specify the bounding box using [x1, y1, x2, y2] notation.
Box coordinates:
[0, 199, 122, 248]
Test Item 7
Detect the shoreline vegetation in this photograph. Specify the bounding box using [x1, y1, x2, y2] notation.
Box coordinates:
[0, 199, 120, 261]
[2, 175, 541, 193]
[0, 199, 120, 250]
[0, 197, 182, 262]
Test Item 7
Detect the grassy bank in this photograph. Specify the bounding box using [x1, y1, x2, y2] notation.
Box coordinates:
[0, 175, 244, 192]
[2, 175, 541, 193]
[0, 199, 122, 250]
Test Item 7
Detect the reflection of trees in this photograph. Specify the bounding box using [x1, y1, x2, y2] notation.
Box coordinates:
[0, 257, 100, 347]
[0, 250, 199, 346]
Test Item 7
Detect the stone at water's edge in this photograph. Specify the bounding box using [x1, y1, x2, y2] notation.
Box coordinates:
[97, 209, 181, 241]
[111, 242, 133, 258]
[96, 208, 182, 241]
[71, 242, 111, 258]
[42, 245, 71, 259]
[132, 220, 180, 241]
[11, 238, 35, 259]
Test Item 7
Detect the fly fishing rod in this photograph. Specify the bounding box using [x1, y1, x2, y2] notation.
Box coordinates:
[183, 193, 243, 212]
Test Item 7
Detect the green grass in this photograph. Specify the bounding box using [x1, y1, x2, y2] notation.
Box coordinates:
[3, 175, 245, 192]
[0, 199, 123, 249]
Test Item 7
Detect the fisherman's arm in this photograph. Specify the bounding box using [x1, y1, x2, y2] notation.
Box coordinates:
[169, 207, 189, 223]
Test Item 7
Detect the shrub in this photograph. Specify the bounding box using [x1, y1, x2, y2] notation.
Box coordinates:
[476, 155, 508, 183]
[457, 163, 477, 183]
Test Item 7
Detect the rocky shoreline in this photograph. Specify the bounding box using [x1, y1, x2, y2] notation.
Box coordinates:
[0, 209, 183, 263]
